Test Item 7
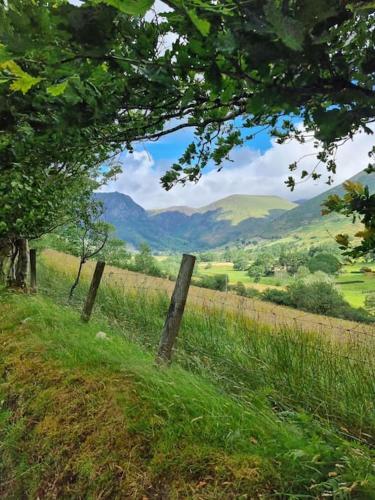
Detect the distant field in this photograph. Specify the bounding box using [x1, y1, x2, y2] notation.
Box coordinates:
[198, 261, 283, 291]
[197, 260, 374, 308]
[336, 263, 375, 308]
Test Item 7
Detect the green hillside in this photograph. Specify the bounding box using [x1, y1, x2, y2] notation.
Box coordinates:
[262, 170, 375, 239]
[149, 195, 297, 224]
[1, 259, 374, 497]
[197, 195, 297, 224]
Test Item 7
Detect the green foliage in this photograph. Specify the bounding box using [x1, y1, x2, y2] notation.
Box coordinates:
[261, 288, 292, 307]
[248, 254, 276, 280]
[233, 255, 249, 271]
[133, 243, 163, 277]
[288, 273, 347, 315]
[308, 253, 342, 275]
[196, 273, 228, 291]
[323, 180, 375, 256]
[364, 293, 375, 314]
[287, 272, 374, 322]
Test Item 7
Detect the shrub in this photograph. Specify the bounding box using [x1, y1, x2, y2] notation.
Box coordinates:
[198, 274, 228, 291]
[288, 273, 344, 315]
[360, 267, 373, 274]
[232, 281, 247, 296]
[308, 253, 341, 275]
[261, 288, 292, 306]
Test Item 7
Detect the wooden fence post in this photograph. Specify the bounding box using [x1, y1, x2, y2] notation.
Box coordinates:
[29, 249, 37, 292]
[81, 261, 105, 322]
[157, 254, 196, 363]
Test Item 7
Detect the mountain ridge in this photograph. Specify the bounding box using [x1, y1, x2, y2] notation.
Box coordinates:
[96, 170, 375, 251]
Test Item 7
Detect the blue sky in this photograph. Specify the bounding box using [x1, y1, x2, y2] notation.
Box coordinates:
[139, 124, 273, 164]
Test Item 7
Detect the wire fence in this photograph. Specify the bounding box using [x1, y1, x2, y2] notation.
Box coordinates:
[101, 267, 375, 343]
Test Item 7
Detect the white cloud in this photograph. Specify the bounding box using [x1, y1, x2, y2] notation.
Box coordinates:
[100, 127, 374, 209]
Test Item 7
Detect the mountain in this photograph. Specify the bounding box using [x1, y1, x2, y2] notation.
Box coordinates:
[95, 193, 296, 251]
[96, 170, 375, 251]
[93, 192, 188, 251]
[262, 170, 375, 239]
[194, 195, 296, 224]
[148, 195, 296, 223]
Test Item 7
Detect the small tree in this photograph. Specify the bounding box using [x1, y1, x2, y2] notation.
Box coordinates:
[288, 272, 345, 316]
[66, 204, 112, 299]
[133, 243, 162, 277]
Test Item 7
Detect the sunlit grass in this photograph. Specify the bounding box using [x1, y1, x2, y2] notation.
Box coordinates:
[38, 251, 375, 443]
[1, 288, 375, 497]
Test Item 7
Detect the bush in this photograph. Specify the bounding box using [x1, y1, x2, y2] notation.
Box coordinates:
[261, 288, 292, 306]
[288, 273, 345, 315]
[308, 253, 341, 275]
[360, 267, 373, 274]
[231, 281, 247, 296]
[198, 274, 228, 291]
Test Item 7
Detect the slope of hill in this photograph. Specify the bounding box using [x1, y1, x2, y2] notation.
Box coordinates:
[262, 170, 375, 239]
[1, 263, 374, 497]
[195, 194, 296, 224]
[149, 195, 296, 224]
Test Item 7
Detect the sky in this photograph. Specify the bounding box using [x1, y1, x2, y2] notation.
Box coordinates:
[101, 125, 374, 209]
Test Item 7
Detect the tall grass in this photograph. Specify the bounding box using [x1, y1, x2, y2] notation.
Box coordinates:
[38, 256, 375, 444]
[2, 289, 375, 497]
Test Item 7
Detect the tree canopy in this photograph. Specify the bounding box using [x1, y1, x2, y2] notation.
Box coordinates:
[0, 0, 374, 278]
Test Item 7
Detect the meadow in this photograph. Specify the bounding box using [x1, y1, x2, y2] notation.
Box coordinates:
[39, 250, 375, 435]
[197, 260, 375, 308]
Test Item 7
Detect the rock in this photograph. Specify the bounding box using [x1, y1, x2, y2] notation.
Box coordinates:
[96, 331, 109, 340]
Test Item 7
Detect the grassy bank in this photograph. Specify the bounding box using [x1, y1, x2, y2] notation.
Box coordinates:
[1, 289, 375, 498]
[37, 253, 375, 443]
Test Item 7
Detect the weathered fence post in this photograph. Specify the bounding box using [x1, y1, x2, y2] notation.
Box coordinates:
[81, 261, 105, 322]
[29, 249, 37, 292]
[157, 254, 196, 363]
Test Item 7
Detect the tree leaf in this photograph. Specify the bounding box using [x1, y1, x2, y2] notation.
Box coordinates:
[0, 60, 42, 93]
[47, 80, 69, 96]
[264, 0, 304, 51]
[98, 0, 154, 16]
[186, 9, 211, 36]
[0, 44, 10, 64]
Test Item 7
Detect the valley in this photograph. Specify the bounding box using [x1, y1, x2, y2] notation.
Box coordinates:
[97, 170, 375, 252]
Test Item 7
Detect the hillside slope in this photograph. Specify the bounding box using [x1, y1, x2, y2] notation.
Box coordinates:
[262, 170, 375, 238]
[1, 289, 374, 498]
[150, 195, 296, 224]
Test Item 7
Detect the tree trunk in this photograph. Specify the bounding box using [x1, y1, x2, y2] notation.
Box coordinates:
[6, 242, 18, 287]
[14, 238, 29, 289]
[69, 259, 85, 300]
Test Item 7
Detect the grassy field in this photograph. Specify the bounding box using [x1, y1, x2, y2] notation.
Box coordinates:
[336, 264, 375, 308]
[1, 252, 374, 497]
[198, 262, 286, 290]
[197, 260, 375, 308]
